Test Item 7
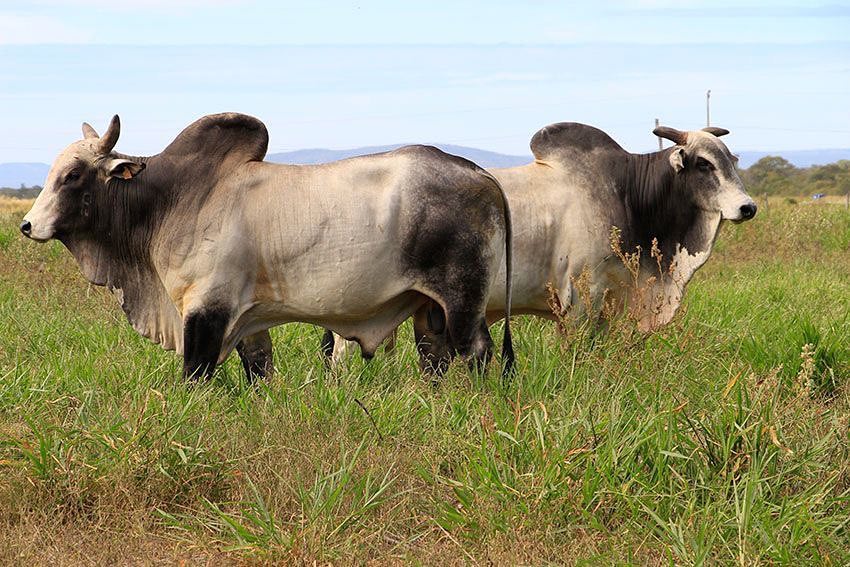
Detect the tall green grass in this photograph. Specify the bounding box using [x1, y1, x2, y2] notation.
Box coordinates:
[1, 202, 848, 564]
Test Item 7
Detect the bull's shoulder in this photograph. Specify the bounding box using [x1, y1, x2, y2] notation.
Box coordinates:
[161, 113, 269, 164]
[530, 122, 627, 162]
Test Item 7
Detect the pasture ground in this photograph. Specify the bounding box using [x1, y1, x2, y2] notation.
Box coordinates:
[1, 197, 848, 565]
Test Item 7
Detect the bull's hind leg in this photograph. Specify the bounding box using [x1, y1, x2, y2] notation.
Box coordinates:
[420, 281, 494, 376]
[418, 266, 495, 376]
[439, 259, 495, 374]
[182, 307, 230, 381]
[236, 330, 274, 381]
[446, 309, 494, 374]
[413, 301, 451, 376]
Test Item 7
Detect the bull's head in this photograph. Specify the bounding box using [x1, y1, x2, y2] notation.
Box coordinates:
[21, 115, 145, 241]
[654, 125, 756, 223]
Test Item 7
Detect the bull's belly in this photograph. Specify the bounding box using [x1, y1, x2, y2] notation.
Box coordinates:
[254, 254, 417, 316]
[255, 281, 419, 322]
[223, 288, 426, 361]
[231, 248, 424, 356]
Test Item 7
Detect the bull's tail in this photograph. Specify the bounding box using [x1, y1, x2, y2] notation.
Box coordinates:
[483, 171, 515, 378]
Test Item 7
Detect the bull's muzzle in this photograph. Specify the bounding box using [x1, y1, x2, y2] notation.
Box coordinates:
[739, 203, 757, 220]
[20, 220, 32, 237]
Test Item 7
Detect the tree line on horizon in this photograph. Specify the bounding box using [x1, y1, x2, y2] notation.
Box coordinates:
[741, 157, 850, 198]
[2, 157, 850, 199]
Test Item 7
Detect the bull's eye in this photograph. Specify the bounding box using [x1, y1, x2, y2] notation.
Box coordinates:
[64, 170, 81, 184]
[696, 157, 714, 172]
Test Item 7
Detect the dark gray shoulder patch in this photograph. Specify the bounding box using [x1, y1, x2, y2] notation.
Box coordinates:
[161, 113, 269, 164]
[530, 122, 627, 161]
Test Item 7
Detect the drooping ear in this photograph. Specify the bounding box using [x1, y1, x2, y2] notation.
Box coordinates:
[653, 126, 688, 146]
[669, 147, 686, 173]
[702, 126, 730, 137]
[99, 115, 121, 154]
[104, 157, 145, 180]
[82, 122, 99, 139]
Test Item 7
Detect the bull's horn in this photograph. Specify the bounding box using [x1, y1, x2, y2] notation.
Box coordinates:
[82, 122, 99, 140]
[702, 126, 730, 137]
[99, 115, 121, 154]
[653, 126, 688, 146]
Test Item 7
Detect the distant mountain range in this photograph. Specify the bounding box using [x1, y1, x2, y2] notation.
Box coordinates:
[0, 163, 50, 189]
[3, 146, 849, 189]
[266, 144, 531, 169]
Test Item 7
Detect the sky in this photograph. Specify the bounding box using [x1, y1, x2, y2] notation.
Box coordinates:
[0, 0, 848, 163]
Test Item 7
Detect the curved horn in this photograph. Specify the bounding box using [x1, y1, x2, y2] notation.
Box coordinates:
[653, 126, 688, 146]
[98, 115, 121, 154]
[82, 122, 99, 139]
[702, 126, 730, 137]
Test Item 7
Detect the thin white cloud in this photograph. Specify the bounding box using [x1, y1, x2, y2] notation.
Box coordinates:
[619, 0, 752, 7]
[615, 0, 837, 14]
[17, 0, 244, 8]
[0, 12, 91, 44]
[450, 73, 550, 87]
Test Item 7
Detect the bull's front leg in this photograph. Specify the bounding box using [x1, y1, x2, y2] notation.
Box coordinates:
[236, 330, 274, 381]
[320, 328, 336, 364]
[182, 308, 230, 381]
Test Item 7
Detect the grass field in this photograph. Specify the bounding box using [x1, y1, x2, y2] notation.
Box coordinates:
[1, 197, 848, 565]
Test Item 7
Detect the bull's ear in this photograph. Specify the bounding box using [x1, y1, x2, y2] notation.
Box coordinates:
[669, 147, 686, 173]
[105, 158, 145, 180]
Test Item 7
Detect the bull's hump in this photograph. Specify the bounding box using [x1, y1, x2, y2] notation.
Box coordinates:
[530, 122, 627, 162]
[161, 112, 269, 164]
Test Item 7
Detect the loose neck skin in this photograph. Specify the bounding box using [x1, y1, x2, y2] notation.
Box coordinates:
[58, 151, 186, 353]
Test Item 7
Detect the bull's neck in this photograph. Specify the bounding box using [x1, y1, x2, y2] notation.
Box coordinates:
[610, 150, 723, 330]
[62, 153, 171, 287]
[60, 153, 185, 353]
[617, 150, 718, 274]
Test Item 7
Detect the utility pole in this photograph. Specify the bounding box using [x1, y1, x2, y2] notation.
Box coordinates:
[706, 89, 711, 127]
[655, 118, 662, 150]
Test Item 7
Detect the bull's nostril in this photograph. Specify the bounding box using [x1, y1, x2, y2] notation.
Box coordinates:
[20, 220, 32, 236]
[740, 203, 757, 220]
